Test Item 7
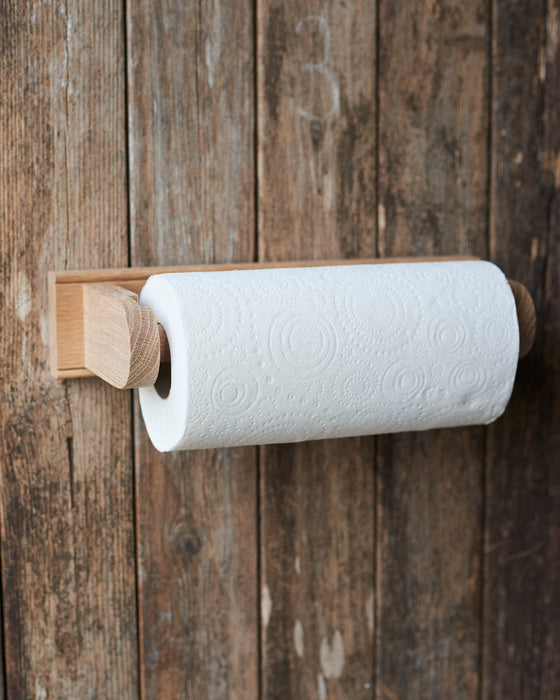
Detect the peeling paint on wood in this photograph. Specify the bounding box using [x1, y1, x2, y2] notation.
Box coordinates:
[294, 619, 304, 657]
[320, 630, 345, 679]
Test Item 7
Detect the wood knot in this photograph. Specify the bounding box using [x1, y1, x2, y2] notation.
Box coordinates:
[169, 522, 201, 565]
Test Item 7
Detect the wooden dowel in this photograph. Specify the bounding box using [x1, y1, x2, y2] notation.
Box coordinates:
[508, 280, 537, 359]
[158, 323, 170, 363]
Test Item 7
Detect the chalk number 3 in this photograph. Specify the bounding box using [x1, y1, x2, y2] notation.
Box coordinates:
[295, 16, 340, 122]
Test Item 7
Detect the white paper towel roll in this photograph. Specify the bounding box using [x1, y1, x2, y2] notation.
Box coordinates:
[138, 261, 519, 452]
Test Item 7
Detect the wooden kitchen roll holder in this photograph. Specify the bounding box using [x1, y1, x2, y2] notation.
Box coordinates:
[49, 256, 537, 390]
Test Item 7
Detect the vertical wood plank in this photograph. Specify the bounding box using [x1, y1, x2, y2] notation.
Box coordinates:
[258, 2, 376, 697]
[126, 1, 258, 696]
[0, 1, 138, 697]
[376, 2, 489, 697]
[484, 0, 560, 695]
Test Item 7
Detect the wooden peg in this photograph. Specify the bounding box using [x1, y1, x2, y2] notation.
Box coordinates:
[508, 280, 537, 359]
[158, 324, 170, 363]
[83, 283, 161, 389]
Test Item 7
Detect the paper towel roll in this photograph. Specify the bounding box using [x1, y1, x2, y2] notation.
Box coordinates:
[138, 261, 519, 452]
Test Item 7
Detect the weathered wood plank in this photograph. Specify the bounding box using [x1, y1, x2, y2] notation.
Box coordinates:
[257, 2, 377, 697]
[484, 0, 560, 695]
[258, 1, 377, 263]
[260, 440, 375, 699]
[0, 1, 137, 697]
[126, 0, 258, 696]
[376, 1, 489, 697]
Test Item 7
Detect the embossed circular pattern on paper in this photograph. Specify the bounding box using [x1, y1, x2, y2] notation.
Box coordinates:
[428, 314, 468, 354]
[449, 359, 489, 397]
[181, 276, 249, 352]
[407, 262, 452, 292]
[183, 284, 226, 345]
[336, 269, 409, 348]
[339, 365, 379, 408]
[382, 359, 427, 403]
[268, 309, 337, 377]
[211, 367, 259, 413]
[482, 313, 516, 351]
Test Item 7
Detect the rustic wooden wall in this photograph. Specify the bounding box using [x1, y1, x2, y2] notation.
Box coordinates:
[0, 1, 558, 698]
